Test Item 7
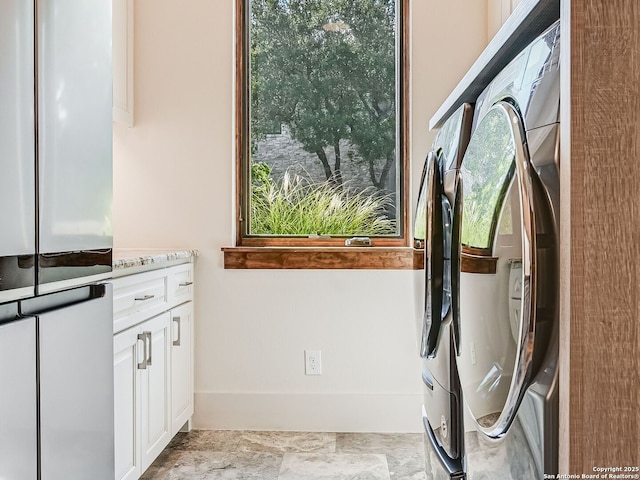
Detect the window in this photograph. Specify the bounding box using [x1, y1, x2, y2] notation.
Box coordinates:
[235, 0, 409, 248]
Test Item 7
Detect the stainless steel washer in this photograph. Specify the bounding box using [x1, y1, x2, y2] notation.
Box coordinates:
[455, 21, 560, 479]
[415, 103, 473, 480]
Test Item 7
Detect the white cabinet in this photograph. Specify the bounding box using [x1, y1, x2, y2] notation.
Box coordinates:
[139, 312, 172, 470]
[113, 262, 194, 480]
[170, 302, 194, 435]
[113, 323, 141, 480]
[114, 312, 171, 480]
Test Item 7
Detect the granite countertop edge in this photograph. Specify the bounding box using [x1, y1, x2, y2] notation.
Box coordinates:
[113, 249, 199, 271]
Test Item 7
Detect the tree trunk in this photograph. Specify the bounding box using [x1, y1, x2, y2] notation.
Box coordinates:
[333, 141, 343, 186]
[315, 148, 334, 182]
[368, 151, 395, 189]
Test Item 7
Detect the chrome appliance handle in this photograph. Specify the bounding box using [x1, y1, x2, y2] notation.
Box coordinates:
[137, 333, 147, 370]
[476, 101, 539, 440]
[421, 369, 434, 391]
[421, 150, 445, 358]
[173, 316, 181, 346]
[451, 179, 462, 356]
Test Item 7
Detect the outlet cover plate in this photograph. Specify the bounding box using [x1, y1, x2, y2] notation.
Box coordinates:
[305, 350, 322, 375]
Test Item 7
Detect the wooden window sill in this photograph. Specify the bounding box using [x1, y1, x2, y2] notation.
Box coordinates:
[222, 247, 424, 270]
[460, 251, 498, 274]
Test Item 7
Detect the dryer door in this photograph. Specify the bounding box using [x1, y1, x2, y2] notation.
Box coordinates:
[420, 150, 446, 358]
[455, 102, 555, 439]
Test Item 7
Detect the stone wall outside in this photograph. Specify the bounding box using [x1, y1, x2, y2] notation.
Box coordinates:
[253, 125, 395, 194]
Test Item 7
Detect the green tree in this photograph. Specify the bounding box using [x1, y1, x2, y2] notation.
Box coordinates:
[250, 0, 397, 190]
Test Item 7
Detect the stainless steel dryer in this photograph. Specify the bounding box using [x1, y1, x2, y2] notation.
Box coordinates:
[455, 20, 560, 479]
[415, 103, 473, 480]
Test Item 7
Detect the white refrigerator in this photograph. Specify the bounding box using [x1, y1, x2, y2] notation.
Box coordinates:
[0, 0, 114, 478]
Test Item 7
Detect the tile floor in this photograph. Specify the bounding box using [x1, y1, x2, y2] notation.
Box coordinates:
[140, 430, 428, 480]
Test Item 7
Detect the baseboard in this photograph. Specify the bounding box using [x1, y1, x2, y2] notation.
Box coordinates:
[193, 392, 423, 433]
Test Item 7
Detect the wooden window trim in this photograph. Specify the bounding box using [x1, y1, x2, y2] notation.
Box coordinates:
[223, 247, 423, 270]
[233, 0, 411, 251]
[460, 250, 498, 274]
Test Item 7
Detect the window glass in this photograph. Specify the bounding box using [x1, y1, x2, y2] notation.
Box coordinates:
[247, 0, 403, 238]
[460, 107, 515, 250]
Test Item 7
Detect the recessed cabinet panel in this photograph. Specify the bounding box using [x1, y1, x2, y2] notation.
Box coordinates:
[168, 263, 194, 306]
[140, 312, 172, 472]
[113, 269, 169, 334]
[114, 327, 142, 480]
[171, 302, 194, 435]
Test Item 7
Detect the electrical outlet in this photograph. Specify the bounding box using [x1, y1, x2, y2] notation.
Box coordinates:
[305, 350, 322, 375]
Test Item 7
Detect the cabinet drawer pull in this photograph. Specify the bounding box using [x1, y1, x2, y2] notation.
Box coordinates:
[173, 316, 181, 346]
[134, 294, 155, 301]
[137, 334, 148, 370]
[178, 281, 193, 287]
[145, 331, 153, 366]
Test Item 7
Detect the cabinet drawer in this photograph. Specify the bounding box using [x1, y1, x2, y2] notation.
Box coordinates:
[167, 264, 193, 307]
[113, 270, 168, 334]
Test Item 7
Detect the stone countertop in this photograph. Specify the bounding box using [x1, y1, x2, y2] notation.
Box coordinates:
[113, 248, 199, 274]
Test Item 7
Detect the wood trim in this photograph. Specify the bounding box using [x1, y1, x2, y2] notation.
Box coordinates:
[460, 252, 498, 275]
[234, 0, 245, 247]
[222, 247, 423, 270]
[560, 0, 640, 473]
[400, 0, 410, 248]
[234, 0, 410, 247]
[461, 245, 493, 257]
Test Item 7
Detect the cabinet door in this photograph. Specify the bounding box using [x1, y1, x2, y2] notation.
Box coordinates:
[170, 302, 194, 435]
[114, 327, 143, 480]
[139, 312, 172, 471]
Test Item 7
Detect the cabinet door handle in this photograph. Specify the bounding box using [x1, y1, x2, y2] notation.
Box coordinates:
[137, 333, 147, 370]
[178, 281, 193, 287]
[173, 316, 182, 346]
[145, 331, 153, 366]
[134, 294, 155, 301]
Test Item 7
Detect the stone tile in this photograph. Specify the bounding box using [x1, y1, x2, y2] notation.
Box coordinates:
[236, 431, 336, 454]
[141, 449, 183, 480]
[172, 430, 243, 452]
[278, 453, 391, 480]
[464, 419, 539, 479]
[387, 453, 428, 480]
[164, 451, 282, 480]
[336, 433, 424, 456]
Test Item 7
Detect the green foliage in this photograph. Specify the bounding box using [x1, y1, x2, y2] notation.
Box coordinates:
[250, 0, 397, 188]
[461, 108, 516, 249]
[250, 168, 396, 235]
[251, 161, 273, 188]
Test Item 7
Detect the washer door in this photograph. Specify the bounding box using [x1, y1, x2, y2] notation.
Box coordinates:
[456, 101, 551, 439]
[419, 150, 448, 358]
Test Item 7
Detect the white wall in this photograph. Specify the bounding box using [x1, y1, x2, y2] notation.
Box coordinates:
[488, 0, 522, 39]
[112, 0, 487, 433]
